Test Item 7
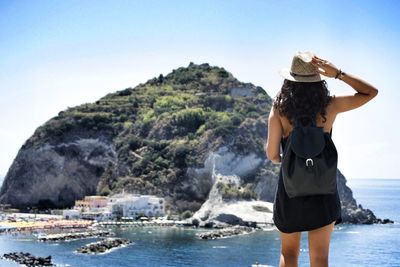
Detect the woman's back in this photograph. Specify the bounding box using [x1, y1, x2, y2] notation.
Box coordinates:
[279, 101, 336, 138]
[266, 51, 379, 267]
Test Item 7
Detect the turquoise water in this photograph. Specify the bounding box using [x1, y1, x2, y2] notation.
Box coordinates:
[1, 178, 399, 267]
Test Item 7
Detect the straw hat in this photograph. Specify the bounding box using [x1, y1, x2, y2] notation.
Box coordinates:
[279, 51, 328, 82]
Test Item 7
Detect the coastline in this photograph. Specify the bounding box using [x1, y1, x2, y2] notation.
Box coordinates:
[1, 179, 399, 267]
[0, 212, 274, 241]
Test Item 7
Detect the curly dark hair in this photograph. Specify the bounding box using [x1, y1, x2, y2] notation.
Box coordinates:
[272, 79, 335, 125]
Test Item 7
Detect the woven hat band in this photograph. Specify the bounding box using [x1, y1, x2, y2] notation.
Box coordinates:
[290, 72, 318, 77]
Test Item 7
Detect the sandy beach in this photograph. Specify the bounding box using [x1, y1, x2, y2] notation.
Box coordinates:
[0, 213, 94, 233]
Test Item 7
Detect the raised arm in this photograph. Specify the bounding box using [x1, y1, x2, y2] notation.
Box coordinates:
[311, 55, 378, 113]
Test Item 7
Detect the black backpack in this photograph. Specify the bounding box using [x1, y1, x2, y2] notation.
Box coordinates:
[281, 115, 338, 198]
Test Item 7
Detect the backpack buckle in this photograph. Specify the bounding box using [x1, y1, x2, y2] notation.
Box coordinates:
[305, 158, 314, 167]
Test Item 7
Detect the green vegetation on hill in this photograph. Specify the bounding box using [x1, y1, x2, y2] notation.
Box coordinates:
[216, 181, 258, 201]
[20, 62, 272, 210]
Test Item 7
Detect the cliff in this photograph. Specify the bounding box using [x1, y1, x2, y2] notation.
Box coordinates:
[0, 62, 389, 224]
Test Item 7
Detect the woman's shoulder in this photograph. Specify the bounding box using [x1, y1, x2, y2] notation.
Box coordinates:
[326, 95, 336, 113]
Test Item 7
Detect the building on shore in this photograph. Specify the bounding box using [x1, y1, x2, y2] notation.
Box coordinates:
[80, 210, 113, 221]
[74, 196, 108, 212]
[60, 194, 165, 221]
[109, 194, 165, 218]
[62, 209, 80, 220]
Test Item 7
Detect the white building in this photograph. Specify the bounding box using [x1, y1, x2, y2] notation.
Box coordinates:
[80, 209, 113, 221]
[62, 209, 80, 220]
[109, 194, 165, 218]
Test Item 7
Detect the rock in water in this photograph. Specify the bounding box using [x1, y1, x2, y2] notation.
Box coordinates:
[2, 252, 53, 266]
[196, 225, 256, 239]
[76, 238, 132, 254]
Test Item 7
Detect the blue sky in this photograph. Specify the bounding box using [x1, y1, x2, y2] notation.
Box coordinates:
[0, 0, 399, 179]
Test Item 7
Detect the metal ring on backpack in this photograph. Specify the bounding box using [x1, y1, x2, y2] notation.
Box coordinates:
[305, 158, 314, 167]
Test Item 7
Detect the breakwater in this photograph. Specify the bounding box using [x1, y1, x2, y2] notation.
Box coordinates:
[97, 220, 179, 227]
[38, 229, 112, 242]
[76, 238, 132, 254]
[2, 252, 53, 266]
[196, 225, 257, 239]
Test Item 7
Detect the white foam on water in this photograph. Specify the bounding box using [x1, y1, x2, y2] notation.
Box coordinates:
[212, 245, 227, 248]
[261, 228, 275, 232]
[344, 231, 360, 234]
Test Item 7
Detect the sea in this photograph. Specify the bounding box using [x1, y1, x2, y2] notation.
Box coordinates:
[0, 178, 399, 267]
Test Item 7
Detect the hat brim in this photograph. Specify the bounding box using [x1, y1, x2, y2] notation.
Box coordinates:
[279, 68, 328, 82]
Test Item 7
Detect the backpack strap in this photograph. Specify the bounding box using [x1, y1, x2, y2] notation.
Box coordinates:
[330, 127, 333, 137]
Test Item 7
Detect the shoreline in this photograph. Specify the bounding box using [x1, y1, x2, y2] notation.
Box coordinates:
[0, 212, 276, 239]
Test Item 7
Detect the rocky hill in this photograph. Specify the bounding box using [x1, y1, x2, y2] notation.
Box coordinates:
[0, 62, 389, 225]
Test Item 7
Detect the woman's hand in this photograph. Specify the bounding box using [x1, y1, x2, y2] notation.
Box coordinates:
[311, 55, 340, 78]
[311, 54, 379, 114]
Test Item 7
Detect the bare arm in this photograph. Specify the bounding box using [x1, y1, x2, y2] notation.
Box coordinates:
[265, 105, 283, 164]
[312, 55, 378, 113]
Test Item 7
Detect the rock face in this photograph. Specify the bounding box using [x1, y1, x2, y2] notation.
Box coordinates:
[0, 133, 116, 208]
[0, 62, 391, 225]
[190, 146, 274, 227]
[336, 169, 392, 224]
[190, 145, 393, 227]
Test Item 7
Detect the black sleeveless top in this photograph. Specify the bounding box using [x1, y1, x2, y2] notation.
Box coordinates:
[272, 134, 343, 233]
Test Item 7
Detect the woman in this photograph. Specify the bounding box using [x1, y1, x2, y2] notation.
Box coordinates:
[265, 52, 378, 267]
